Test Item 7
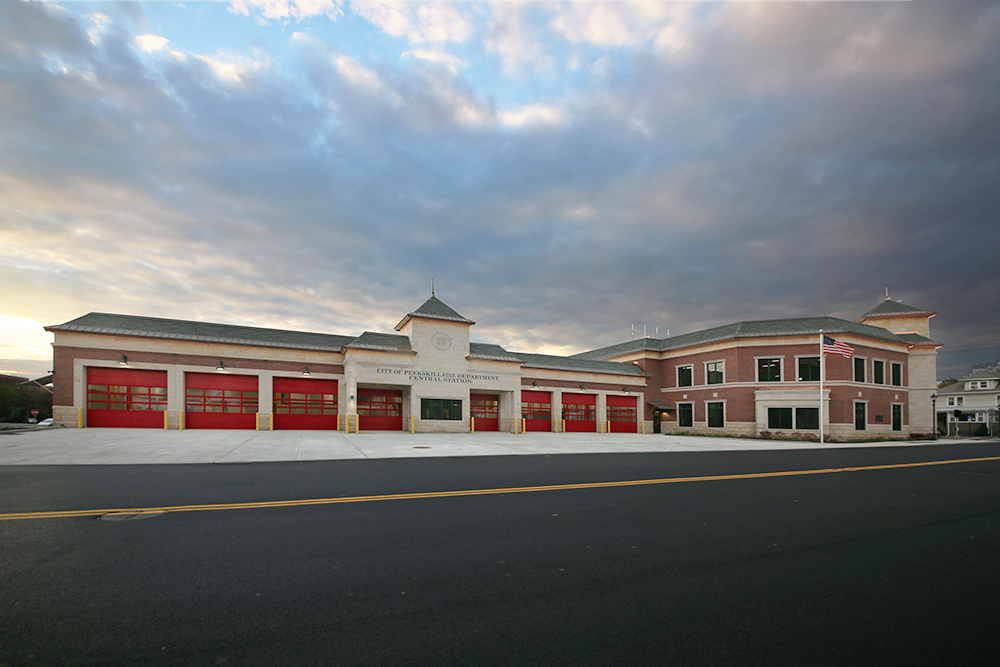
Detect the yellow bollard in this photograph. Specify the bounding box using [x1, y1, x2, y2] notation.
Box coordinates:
[562, 419, 566, 433]
[179, 411, 184, 430]
[269, 413, 274, 431]
[256, 413, 260, 431]
[471, 416, 475, 434]
[78, 408, 83, 429]
[164, 411, 169, 430]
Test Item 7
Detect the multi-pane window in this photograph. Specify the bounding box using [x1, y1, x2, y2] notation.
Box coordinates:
[797, 357, 820, 382]
[678, 403, 694, 427]
[522, 400, 551, 421]
[758, 358, 782, 382]
[358, 393, 403, 417]
[677, 366, 693, 387]
[274, 392, 337, 415]
[471, 396, 498, 420]
[947, 396, 964, 407]
[706, 362, 724, 385]
[891, 363, 902, 386]
[421, 398, 462, 420]
[88, 384, 167, 411]
[872, 360, 885, 384]
[854, 358, 866, 383]
[186, 388, 258, 414]
[768, 407, 793, 430]
[563, 402, 596, 422]
[608, 403, 637, 423]
[707, 402, 724, 428]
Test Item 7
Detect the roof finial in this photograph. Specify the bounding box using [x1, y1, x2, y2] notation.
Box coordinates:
[432, 279, 435, 297]
[885, 285, 889, 300]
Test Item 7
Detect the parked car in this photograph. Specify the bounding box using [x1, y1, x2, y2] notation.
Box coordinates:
[35, 418, 53, 427]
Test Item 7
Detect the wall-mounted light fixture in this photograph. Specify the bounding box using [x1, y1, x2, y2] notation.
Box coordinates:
[302, 367, 311, 377]
[579, 384, 586, 392]
[118, 354, 128, 366]
[216, 360, 225, 371]
[531, 381, 538, 388]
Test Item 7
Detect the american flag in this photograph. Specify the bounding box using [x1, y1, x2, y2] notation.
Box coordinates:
[822, 335, 854, 358]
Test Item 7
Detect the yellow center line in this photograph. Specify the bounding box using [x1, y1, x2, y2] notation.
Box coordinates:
[2, 455, 998, 521]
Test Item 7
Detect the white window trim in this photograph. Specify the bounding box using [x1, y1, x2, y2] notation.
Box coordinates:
[755, 356, 784, 383]
[890, 362, 903, 387]
[705, 399, 726, 428]
[705, 360, 725, 386]
[795, 355, 821, 382]
[871, 359, 886, 385]
[676, 365, 694, 388]
[853, 356, 867, 383]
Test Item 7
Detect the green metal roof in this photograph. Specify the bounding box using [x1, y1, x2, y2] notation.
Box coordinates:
[573, 316, 924, 361]
[860, 299, 935, 318]
[396, 296, 475, 329]
[46, 312, 355, 353]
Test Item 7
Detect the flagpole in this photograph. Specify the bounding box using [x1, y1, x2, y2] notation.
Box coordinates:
[819, 331, 825, 444]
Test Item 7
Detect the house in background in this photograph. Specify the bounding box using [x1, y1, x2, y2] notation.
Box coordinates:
[936, 370, 1000, 437]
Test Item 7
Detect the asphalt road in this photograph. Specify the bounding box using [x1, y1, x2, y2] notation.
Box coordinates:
[2, 443, 999, 666]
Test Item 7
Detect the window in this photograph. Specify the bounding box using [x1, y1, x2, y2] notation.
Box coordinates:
[521, 400, 551, 421]
[608, 403, 637, 423]
[891, 362, 902, 386]
[706, 361, 724, 385]
[872, 360, 885, 384]
[758, 358, 782, 382]
[677, 366, 693, 387]
[947, 396, 964, 407]
[854, 358, 866, 383]
[88, 384, 167, 412]
[768, 407, 793, 430]
[678, 403, 694, 427]
[471, 396, 498, 420]
[854, 402, 867, 430]
[707, 402, 725, 428]
[186, 388, 258, 414]
[968, 380, 990, 390]
[892, 404, 902, 431]
[563, 401, 596, 422]
[796, 407, 819, 430]
[797, 357, 820, 382]
[421, 398, 462, 420]
[274, 392, 337, 415]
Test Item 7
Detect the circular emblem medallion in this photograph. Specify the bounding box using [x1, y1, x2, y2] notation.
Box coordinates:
[431, 331, 452, 351]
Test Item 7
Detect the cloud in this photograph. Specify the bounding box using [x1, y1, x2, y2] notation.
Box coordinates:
[0, 0, 998, 381]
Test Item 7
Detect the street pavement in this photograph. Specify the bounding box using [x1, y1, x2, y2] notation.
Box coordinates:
[0, 425, 964, 465]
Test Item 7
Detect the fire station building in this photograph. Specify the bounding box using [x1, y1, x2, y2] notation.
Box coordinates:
[45, 295, 940, 440]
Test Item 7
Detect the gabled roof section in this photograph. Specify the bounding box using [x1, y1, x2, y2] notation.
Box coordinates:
[860, 299, 935, 319]
[574, 316, 917, 361]
[46, 312, 355, 353]
[516, 352, 646, 377]
[467, 343, 522, 363]
[893, 332, 943, 348]
[395, 296, 475, 330]
[344, 331, 415, 354]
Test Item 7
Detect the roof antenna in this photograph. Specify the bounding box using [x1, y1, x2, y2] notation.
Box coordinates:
[885, 285, 889, 300]
[631, 324, 635, 340]
[432, 279, 435, 297]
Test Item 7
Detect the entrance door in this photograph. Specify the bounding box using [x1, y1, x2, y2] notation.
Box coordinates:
[521, 390, 552, 432]
[86, 368, 167, 428]
[607, 395, 638, 433]
[562, 393, 597, 432]
[854, 402, 867, 431]
[892, 404, 902, 432]
[471, 393, 499, 431]
[358, 388, 403, 430]
[185, 372, 258, 429]
[273, 377, 339, 430]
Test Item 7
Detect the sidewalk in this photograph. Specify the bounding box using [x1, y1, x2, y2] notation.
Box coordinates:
[0, 427, 964, 466]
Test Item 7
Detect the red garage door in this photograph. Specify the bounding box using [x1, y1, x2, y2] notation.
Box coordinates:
[185, 372, 258, 429]
[563, 393, 597, 432]
[87, 367, 167, 428]
[521, 390, 552, 432]
[273, 377, 339, 430]
[358, 388, 403, 431]
[471, 393, 499, 431]
[608, 395, 638, 433]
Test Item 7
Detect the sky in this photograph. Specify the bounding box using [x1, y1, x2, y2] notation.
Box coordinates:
[1, 0, 998, 382]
